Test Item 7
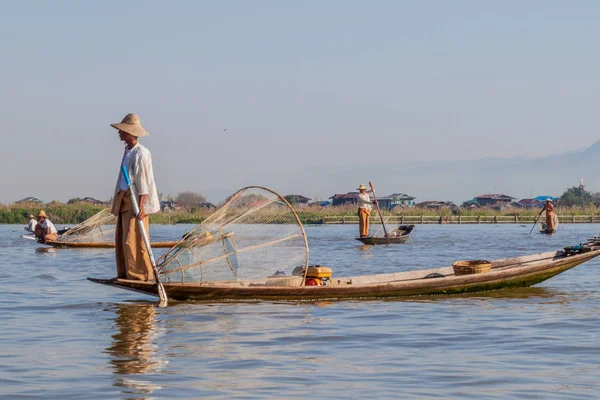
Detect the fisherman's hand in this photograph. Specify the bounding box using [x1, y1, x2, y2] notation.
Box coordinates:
[137, 210, 146, 220]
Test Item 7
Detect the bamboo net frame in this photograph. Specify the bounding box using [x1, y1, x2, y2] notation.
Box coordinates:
[55, 208, 117, 244]
[157, 186, 309, 286]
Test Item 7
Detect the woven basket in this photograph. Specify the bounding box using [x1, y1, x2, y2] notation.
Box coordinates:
[452, 260, 492, 276]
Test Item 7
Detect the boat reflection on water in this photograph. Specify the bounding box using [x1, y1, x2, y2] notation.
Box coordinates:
[105, 302, 166, 397]
[379, 287, 570, 303]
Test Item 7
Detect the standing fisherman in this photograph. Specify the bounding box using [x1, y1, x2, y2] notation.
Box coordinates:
[110, 114, 160, 281]
[357, 184, 373, 238]
[539, 198, 556, 231]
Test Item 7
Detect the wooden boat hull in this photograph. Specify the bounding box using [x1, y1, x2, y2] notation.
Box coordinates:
[539, 229, 557, 234]
[355, 225, 413, 245]
[356, 235, 409, 245]
[45, 241, 179, 249]
[88, 248, 600, 302]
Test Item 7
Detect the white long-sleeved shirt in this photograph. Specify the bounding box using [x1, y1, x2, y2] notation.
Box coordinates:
[27, 219, 38, 232]
[112, 142, 160, 215]
[40, 219, 57, 234]
[358, 193, 372, 211]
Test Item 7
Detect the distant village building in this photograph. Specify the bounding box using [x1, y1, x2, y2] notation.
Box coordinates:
[330, 192, 415, 209]
[67, 197, 106, 206]
[161, 201, 215, 212]
[329, 192, 361, 206]
[284, 195, 312, 208]
[517, 198, 543, 208]
[307, 200, 332, 207]
[461, 199, 482, 209]
[377, 193, 416, 210]
[498, 201, 525, 210]
[416, 201, 457, 210]
[160, 200, 184, 212]
[15, 197, 42, 204]
[534, 195, 557, 202]
[465, 194, 515, 208]
[517, 196, 556, 208]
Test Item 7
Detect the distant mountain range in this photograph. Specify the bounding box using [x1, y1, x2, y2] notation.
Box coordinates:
[306, 140, 600, 204]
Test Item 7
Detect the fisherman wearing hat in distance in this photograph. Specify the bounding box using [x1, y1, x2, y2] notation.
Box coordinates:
[538, 198, 556, 231]
[34, 210, 58, 243]
[357, 184, 374, 238]
[25, 214, 37, 233]
[110, 113, 160, 282]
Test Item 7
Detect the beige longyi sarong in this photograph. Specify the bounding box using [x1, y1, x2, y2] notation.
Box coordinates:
[114, 191, 154, 281]
[358, 208, 371, 237]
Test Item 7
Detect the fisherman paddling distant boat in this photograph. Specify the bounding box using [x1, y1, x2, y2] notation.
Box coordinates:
[539, 198, 556, 233]
[34, 210, 58, 243]
[25, 214, 37, 233]
[110, 113, 160, 282]
[357, 184, 374, 238]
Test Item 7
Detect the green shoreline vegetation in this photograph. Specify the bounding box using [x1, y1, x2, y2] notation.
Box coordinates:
[4, 202, 600, 226]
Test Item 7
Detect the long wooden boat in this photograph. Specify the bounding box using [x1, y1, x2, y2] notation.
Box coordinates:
[88, 246, 600, 302]
[45, 240, 179, 249]
[539, 229, 557, 235]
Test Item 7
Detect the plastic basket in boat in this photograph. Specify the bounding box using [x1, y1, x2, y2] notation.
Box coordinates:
[452, 260, 492, 276]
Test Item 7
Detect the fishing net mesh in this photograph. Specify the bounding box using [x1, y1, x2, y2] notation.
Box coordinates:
[57, 208, 117, 243]
[156, 187, 309, 285]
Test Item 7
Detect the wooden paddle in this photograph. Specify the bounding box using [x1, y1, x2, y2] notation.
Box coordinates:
[369, 181, 390, 244]
[529, 211, 543, 234]
[121, 166, 168, 307]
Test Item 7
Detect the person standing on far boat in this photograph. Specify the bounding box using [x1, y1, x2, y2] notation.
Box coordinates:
[25, 214, 37, 233]
[357, 184, 373, 238]
[539, 199, 555, 231]
[34, 210, 58, 243]
[110, 113, 160, 282]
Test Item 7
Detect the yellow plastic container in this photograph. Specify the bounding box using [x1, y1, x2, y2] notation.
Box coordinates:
[306, 266, 332, 279]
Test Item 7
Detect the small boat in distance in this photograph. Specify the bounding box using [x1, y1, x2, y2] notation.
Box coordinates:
[22, 209, 182, 249]
[356, 224, 414, 245]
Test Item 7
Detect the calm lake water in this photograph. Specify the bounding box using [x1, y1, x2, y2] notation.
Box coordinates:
[1, 223, 600, 399]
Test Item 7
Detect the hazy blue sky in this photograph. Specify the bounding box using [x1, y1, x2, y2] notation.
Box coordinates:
[1, 1, 599, 204]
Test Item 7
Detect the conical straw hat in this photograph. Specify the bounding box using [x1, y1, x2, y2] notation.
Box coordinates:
[357, 184, 368, 190]
[37, 210, 47, 218]
[110, 113, 149, 137]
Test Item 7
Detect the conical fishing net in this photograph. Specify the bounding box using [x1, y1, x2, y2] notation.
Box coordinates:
[56, 208, 117, 243]
[156, 187, 309, 286]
